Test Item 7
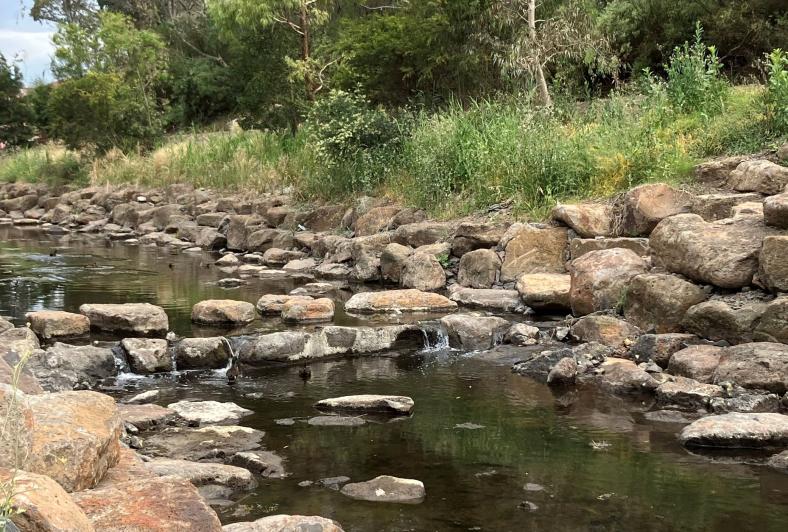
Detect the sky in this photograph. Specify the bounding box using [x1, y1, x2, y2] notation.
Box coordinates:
[0, 0, 56, 84]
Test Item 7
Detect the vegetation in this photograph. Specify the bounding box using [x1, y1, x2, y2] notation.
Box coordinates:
[1, 1, 787, 217]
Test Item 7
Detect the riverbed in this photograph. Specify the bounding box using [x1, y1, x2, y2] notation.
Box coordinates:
[2, 224, 787, 531]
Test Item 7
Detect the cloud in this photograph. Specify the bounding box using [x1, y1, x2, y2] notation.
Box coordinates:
[0, 29, 55, 82]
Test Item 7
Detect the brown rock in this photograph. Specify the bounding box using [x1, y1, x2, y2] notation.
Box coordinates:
[713, 342, 788, 394]
[224, 515, 344, 532]
[551, 203, 613, 237]
[448, 288, 525, 313]
[759, 236, 788, 292]
[656, 377, 723, 410]
[680, 412, 788, 448]
[393, 222, 455, 247]
[690, 193, 764, 221]
[754, 297, 788, 344]
[118, 403, 176, 431]
[451, 221, 507, 257]
[593, 358, 658, 394]
[79, 303, 169, 336]
[628, 333, 701, 367]
[667, 345, 724, 383]
[302, 205, 344, 232]
[173, 337, 231, 370]
[547, 357, 578, 385]
[354, 206, 401, 236]
[620, 183, 693, 236]
[345, 289, 457, 314]
[380, 243, 413, 283]
[350, 233, 391, 282]
[569, 237, 649, 260]
[256, 294, 313, 315]
[763, 192, 788, 229]
[682, 299, 766, 345]
[281, 297, 335, 323]
[728, 159, 788, 194]
[121, 338, 171, 374]
[191, 300, 256, 325]
[500, 224, 568, 282]
[569, 248, 647, 316]
[694, 155, 751, 184]
[457, 249, 500, 289]
[25, 310, 90, 339]
[623, 274, 707, 333]
[515, 273, 570, 310]
[439, 314, 510, 350]
[570, 314, 642, 348]
[400, 253, 446, 292]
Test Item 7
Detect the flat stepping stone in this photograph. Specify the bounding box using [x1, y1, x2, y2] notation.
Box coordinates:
[340, 475, 425, 504]
[224, 515, 344, 532]
[167, 400, 252, 425]
[308, 416, 366, 427]
[118, 404, 175, 431]
[315, 395, 414, 415]
[142, 426, 264, 461]
[679, 412, 788, 448]
[345, 289, 457, 314]
[146, 458, 257, 493]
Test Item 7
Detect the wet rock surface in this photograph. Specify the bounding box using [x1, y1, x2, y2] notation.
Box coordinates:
[315, 395, 415, 415]
[340, 475, 425, 503]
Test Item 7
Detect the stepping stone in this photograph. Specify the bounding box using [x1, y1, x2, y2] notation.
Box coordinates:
[307, 416, 366, 427]
[167, 400, 253, 425]
[340, 475, 425, 504]
[315, 395, 414, 415]
[679, 412, 788, 448]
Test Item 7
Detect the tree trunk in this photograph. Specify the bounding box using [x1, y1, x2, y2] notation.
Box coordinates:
[528, 0, 552, 107]
[300, 2, 314, 101]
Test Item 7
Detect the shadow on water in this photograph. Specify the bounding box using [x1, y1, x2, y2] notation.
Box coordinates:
[1, 225, 787, 531]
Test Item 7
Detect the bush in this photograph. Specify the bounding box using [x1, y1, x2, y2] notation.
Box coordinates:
[0, 145, 86, 185]
[0, 53, 33, 149]
[765, 49, 788, 135]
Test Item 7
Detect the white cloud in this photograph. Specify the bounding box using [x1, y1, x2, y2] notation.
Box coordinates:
[0, 29, 55, 82]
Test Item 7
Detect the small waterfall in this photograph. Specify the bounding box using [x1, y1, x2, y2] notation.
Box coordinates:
[213, 336, 237, 377]
[419, 322, 450, 352]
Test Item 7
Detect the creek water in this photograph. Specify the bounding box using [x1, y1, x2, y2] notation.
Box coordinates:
[1, 224, 787, 531]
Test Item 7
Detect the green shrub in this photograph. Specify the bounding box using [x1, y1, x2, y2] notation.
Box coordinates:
[0, 145, 86, 185]
[765, 49, 788, 135]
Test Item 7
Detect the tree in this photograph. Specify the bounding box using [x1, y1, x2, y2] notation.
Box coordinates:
[30, 0, 99, 26]
[0, 54, 33, 148]
[207, 0, 335, 100]
[484, 0, 616, 106]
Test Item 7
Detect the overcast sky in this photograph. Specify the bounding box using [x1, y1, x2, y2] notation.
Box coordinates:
[0, 0, 56, 84]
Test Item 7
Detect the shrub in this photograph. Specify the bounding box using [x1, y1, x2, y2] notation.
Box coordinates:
[0, 53, 33, 149]
[765, 49, 788, 135]
[0, 144, 86, 185]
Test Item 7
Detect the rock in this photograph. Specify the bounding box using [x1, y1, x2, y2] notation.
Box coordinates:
[593, 358, 658, 394]
[628, 331, 701, 367]
[569, 237, 650, 260]
[1, 469, 96, 532]
[281, 297, 334, 323]
[400, 253, 446, 291]
[315, 262, 351, 279]
[315, 395, 414, 415]
[623, 274, 706, 333]
[192, 300, 256, 325]
[500, 225, 568, 282]
[262, 248, 306, 266]
[754, 297, 788, 343]
[650, 214, 774, 289]
[167, 400, 253, 425]
[121, 338, 171, 374]
[758, 236, 788, 292]
[1, 391, 124, 492]
[516, 273, 571, 310]
[682, 299, 765, 345]
[731, 201, 764, 219]
[256, 294, 313, 315]
[146, 458, 256, 494]
[0, 316, 13, 334]
[728, 159, 788, 194]
[283, 257, 317, 274]
[225, 215, 264, 250]
[216, 254, 241, 267]
[569, 249, 647, 316]
[620, 183, 692, 236]
[340, 476, 425, 504]
[451, 222, 507, 256]
[224, 515, 344, 532]
[551, 203, 613, 237]
[570, 314, 641, 348]
[380, 243, 413, 283]
[237, 331, 310, 364]
[229, 450, 287, 479]
[303, 204, 345, 232]
[439, 314, 510, 350]
[505, 323, 540, 346]
[546, 357, 577, 385]
[656, 377, 723, 410]
[667, 345, 723, 383]
[392, 221, 454, 247]
[448, 287, 525, 312]
[694, 155, 751, 184]
[763, 192, 788, 229]
[457, 249, 500, 288]
[512, 348, 571, 381]
[690, 193, 764, 221]
[679, 412, 788, 448]
[125, 389, 160, 404]
[118, 403, 175, 431]
[308, 415, 366, 427]
[174, 337, 230, 370]
[25, 310, 90, 339]
[345, 289, 457, 314]
[414, 241, 450, 258]
[709, 393, 782, 414]
[80, 303, 169, 336]
[713, 342, 788, 394]
[767, 450, 788, 472]
[30, 342, 116, 391]
[355, 205, 401, 236]
[350, 233, 391, 282]
[143, 425, 264, 461]
[73, 475, 223, 531]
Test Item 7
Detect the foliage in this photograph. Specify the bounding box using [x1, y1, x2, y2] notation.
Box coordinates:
[765, 49, 788, 135]
[0, 144, 86, 185]
[0, 54, 34, 148]
[24, 83, 54, 138]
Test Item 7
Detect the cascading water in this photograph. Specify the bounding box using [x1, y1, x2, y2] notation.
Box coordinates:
[419, 321, 451, 352]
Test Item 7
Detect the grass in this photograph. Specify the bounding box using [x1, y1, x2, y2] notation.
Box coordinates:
[0, 85, 782, 219]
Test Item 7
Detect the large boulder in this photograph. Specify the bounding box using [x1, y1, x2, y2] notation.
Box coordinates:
[30, 342, 117, 391]
[25, 310, 90, 340]
[457, 249, 500, 289]
[449, 288, 525, 313]
[694, 155, 751, 184]
[667, 345, 724, 383]
[570, 314, 641, 348]
[173, 337, 230, 370]
[121, 338, 171, 374]
[656, 377, 724, 410]
[679, 412, 788, 448]
[551, 203, 613, 237]
[439, 314, 510, 350]
[620, 183, 693, 236]
[713, 342, 788, 394]
[500, 224, 568, 282]
[345, 289, 457, 314]
[392, 222, 454, 247]
[758, 236, 788, 292]
[650, 214, 774, 289]
[451, 222, 507, 257]
[569, 237, 649, 260]
[350, 233, 391, 282]
[400, 253, 446, 291]
[682, 299, 766, 345]
[281, 297, 335, 323]
[728, 159, 788, 194]
[256, 294, 313, 315]
[79, 303, 168, 336]
[192, 300, 256, 325]
[690, 192, 764, 221]
[380, 243, 413, 283]
[591, 358, 659, 394]
[226, 215, 265, 250]
[754, 297, 788, 344]
[118, 404, 175, 431]
[146, 458, 256, 496]
[340, 476, 425, 504]
[73, 475, 223, 531]
[354, 205, 401, 236]
[763, 192, 788, 229]
[623, 274, 706, 333]
[629, 333, 704, 367]
[569, 248, 647, 316]
[315, 395, 414, 415]
[224, 515, 344, 532]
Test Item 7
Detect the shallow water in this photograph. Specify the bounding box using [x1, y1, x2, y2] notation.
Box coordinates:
[2, 224, 788, 531]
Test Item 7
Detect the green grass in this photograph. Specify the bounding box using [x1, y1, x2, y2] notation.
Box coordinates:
[0, 85, 782, 219]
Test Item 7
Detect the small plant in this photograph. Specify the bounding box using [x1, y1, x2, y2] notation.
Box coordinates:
[765, 49, 788, 135]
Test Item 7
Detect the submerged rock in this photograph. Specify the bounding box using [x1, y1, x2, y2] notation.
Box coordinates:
[340, 475, 425, 504]
[224, 515, 344, 532]
[345, 289, 457, 314]
[79, 303, 169, 336]
[25, 310, 90, 339]
[315, 395, 414, 415]
[679, 412, 788, 448]
[167, 400, 253, 425]
[308, 415, 366, 427]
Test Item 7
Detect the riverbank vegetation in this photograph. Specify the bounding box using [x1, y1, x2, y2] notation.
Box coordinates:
[1, 1, 787, 217]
